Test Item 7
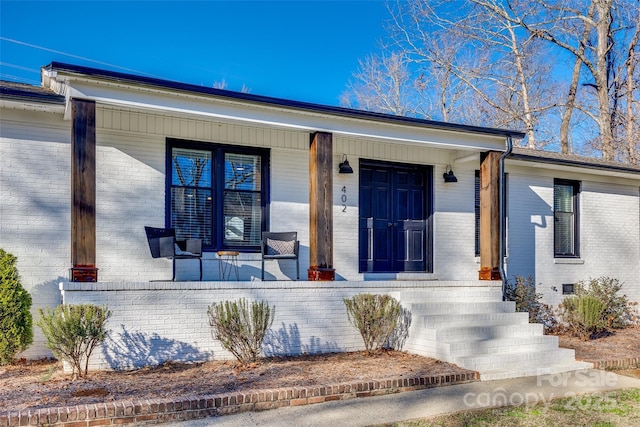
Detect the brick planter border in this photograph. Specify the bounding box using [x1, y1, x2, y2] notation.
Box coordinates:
[591, 357, 640, 370]
[0, 372, 478, 426]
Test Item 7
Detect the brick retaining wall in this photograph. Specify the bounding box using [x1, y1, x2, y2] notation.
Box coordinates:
[0, 372, 478, 426]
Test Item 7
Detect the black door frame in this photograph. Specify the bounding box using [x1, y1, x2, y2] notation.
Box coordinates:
[358, 159, 433, 273]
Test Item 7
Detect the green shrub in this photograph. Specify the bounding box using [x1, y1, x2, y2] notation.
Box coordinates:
[344, 293, 402, 354]
[561, 295, 606, 340]
[207, 298, 274, 364]
[574, 277, 638, 328]
[36, 304, 111, 378]
[504, 276, 556, 332]
[0, 249, 33, 365]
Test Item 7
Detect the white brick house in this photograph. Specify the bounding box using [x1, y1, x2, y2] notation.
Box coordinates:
[1, 63, 638, 380]
[505, 149, 640, 307]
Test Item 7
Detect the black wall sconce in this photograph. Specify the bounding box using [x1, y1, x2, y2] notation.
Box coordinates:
[443, 165, 457, 183]
[339, 154, 354, 174]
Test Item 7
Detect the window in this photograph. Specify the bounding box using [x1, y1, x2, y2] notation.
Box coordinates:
[554, 179, 580, 257]
[167, 139, 269, 252]
[562, 283, 575, 295]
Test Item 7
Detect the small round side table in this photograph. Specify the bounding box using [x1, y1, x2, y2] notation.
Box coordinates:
[217, 251, 239, 281]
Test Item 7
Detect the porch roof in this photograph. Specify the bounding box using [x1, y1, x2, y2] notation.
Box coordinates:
[42, 62, 525, 146]
[0, 80, 65, 113]
[509, 147, 640, 179]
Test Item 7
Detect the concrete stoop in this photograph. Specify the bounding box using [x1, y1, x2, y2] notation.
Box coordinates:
[401, 285, 593, 381]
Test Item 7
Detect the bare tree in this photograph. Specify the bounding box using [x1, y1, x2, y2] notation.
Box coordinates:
[341, 52, 422, 117]
[345, 0, 555, 148]
[341, 0, 639, 162]
[512, 0, 640, 161]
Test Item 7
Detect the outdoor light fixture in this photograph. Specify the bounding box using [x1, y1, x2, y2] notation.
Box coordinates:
[443, 165, 458, 183]
[338, 154, 354, 174]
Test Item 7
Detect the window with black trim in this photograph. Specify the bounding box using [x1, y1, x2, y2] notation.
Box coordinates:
[554, 179, 580, 257]
[167, 139, 269, 252]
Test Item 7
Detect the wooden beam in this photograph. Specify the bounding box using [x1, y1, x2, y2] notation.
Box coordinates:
[308, 132, 335, 280]
[479, 151, 501, 281]
[71, 98, 98, 282]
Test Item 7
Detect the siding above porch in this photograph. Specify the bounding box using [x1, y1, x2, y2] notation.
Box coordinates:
[42, 62, 524, 152]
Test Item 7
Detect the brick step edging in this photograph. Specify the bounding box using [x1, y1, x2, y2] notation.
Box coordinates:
[1, 371, 479, 427]
[591, 357, 640, 370]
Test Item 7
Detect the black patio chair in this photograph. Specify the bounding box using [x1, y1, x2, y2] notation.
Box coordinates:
[144, 226, 203, 281]
[261, 231, 299, 280]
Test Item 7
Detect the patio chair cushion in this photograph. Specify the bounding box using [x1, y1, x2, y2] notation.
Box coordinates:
[266, 238, 295, 256]
[174, 243, 195, 256]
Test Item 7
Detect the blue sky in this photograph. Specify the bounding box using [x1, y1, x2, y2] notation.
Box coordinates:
[0, 0, 389, 106]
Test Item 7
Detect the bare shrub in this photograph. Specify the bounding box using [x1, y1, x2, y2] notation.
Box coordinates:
[344, 293, 402, 354]
[504, 276, 557, 332]
[36, 304, 111, 379]
[207, 298, 274, 364]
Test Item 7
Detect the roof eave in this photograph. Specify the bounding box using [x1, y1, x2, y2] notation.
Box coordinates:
[508, 152, 640, 175]
[44, 61, 525, 140]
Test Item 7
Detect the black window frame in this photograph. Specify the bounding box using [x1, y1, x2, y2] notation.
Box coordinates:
[553, 178, 580, 258]
[166, 138, 270, 253]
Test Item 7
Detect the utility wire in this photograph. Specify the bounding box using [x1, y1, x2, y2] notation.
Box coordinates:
[0, 36, 161, 77]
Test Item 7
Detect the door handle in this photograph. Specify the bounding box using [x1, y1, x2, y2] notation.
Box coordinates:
[388, 223, 393, 228]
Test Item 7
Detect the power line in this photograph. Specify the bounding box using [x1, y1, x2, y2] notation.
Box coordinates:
[0, 37, 161, 78]
[0, 62, 40, 74]
[0, 73, 40, 85]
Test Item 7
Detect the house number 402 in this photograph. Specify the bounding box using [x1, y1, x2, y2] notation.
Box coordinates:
[341, 186, 348, 212]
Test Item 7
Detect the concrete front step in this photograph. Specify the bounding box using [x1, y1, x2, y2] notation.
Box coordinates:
[434, 323, 544, 341]
[479, 360, 594, 381]
[400, 285, 590, 381]
[417, 311, 530, 328]
[437, 335, 560, 357]
[400, 287, 503, 303]
[455, 348, 578, 371]
[409, 301, 516, 315]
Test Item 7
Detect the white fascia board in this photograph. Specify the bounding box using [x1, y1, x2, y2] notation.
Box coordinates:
[0, 99, 65, 114]
[61, 79, 507, 152]
[506, 158, 640, 182]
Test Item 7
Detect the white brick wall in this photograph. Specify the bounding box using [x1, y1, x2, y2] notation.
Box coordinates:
[0, 109, 70, 358]
[433, 167, 479, 280]
[506, 165, 640, 307]
[60, 281, 501, 370]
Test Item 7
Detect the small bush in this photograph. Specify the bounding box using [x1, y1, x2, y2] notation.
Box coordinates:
[574, 277, 638, 328]
[560, 295, 606, 340]
[504, 276, 556, 332]
[207, 298, 274, 364]
[0, 249, 33, 365]
[344, 293, 402, 354]
[36, 304, 111, 378]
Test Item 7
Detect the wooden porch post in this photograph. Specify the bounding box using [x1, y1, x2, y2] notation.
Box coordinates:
[70, 98, 98, 282]
[308, 131, 335, 280]
[479, 151, 501, 281]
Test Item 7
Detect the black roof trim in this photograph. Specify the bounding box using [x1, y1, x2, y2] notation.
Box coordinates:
[45, 61, 525, 139]
[509, 147, 640, 175]
[0, 81, 65, 105]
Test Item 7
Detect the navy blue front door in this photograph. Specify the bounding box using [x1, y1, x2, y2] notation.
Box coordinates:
[359, 161, 432, 273]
